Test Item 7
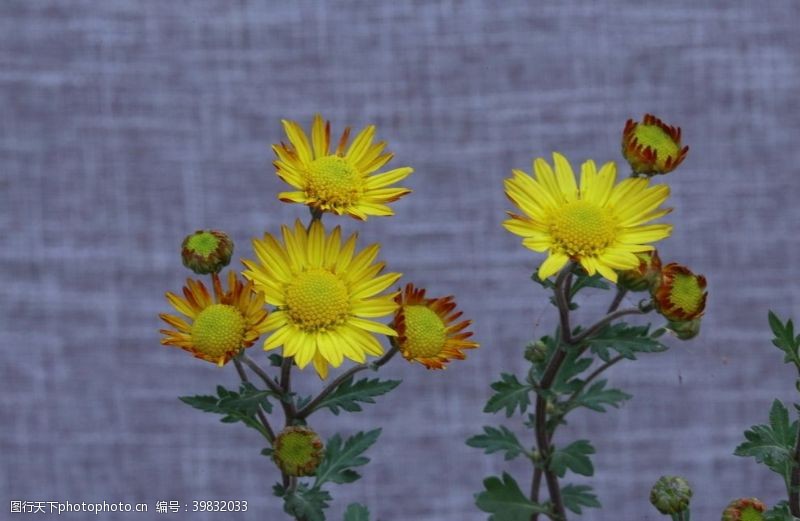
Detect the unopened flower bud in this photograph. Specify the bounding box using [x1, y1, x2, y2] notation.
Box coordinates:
[181, 230, 234, 274]
[273, 426, 324, 477]
[622, 114, 689, 176]
[653, 263, 708, 322]
[650, 475, 692, 515]
[618, 250, 662, 292]
[524, 341, 548, 364]
[721, 498, 766, 521]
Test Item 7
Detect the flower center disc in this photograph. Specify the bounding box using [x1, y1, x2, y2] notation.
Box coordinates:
[186, 232, 219, 255]
[307, 156, 363, 207]
[402, 305, 447, 358]
[669, 274, 703, 314]
[285, 269, 350, 331]
[191, 304, 246, 357]
[634, 124, 680, 168]
[549, 200, 616, 256]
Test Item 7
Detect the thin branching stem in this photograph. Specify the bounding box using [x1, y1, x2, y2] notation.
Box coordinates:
[233, 357, 276, 443]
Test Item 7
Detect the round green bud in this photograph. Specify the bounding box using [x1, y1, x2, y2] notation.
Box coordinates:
[181, 230, 234, 274]
[524, 341, 548, 364]
[650, 475, 692, 515]
[273, 426, 324, 477]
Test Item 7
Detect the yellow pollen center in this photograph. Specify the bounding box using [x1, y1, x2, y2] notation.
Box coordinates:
[402, 305, 447, 358]
[669, 274, 704, 313]
[285, 269, 350, 331]
[634, 124, 680, 167]
[191, 304, 246, 358]
[549, 200, 617, 256]
[306, 156, 363, 207]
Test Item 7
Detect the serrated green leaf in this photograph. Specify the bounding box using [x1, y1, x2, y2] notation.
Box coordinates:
[343, 503, 370, 521]
[735, 400, 798, 485]
[586, 322, 667, 362]
[311, 377, 401, 415]
[466, 426, 526, 461]
[549, 440, 595, 477]
[769, 311, 800, 365]
[561, 483, 601, 514]
[314, 429, 381, 488]
[484, 373, 532, 417]
[765, 501, 799, 521]
[568, 379, 632, 413]
[475, 473, 549, 521]
[550, 350, 593, 394]
[179, 383, 276, 437]
[275, 483, 330, 521]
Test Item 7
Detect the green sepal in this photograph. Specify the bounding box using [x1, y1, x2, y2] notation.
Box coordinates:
[466, 426, 527, 461]
[313, 429, 381, 488]
[475, 472, 550, 521]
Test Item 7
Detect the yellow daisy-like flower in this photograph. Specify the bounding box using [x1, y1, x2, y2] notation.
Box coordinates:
[242, 220, 401, 378]
[394, 284, 478, 370]
[503, 152, 673, 282]
[273, 114, 413, 220]
[159, 272, 270, 366]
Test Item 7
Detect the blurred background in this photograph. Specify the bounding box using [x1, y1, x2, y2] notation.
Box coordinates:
[3, 1, 800, 520]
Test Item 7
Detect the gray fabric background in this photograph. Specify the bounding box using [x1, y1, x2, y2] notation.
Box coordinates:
[3, 1, 800, 520]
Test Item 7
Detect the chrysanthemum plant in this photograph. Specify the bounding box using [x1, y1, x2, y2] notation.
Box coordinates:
[159, 115, 477, 521]
[648, 313, 800, 521]
[471, 115, 706, 520]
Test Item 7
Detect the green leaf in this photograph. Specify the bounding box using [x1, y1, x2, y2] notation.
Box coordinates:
[769, 311, 800, 365]
[343, 503, 370, 521]
[311, 377, 401, 415]
[586, 322, 667, 362]
[475, 473, 549, 521]
[314, 429, 382, 488]
[569, 270, 611, 298]
[274, 483, 330, 521]
[561, 483, 601, 514]
[268, 354, 285, 367]
[484, 373, 532, 417]
[765, 501, 799, 521]
[179, 383, 277, 437]
[466, 426, 526, 461]
[735, 400, 798, 484]
[568, 379, 632, 413]
[549, 440, 595, 477]
[550, 350, 593, 395]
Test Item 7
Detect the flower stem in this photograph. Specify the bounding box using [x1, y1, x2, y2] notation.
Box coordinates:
[790, 410, 800, 516]
[531, 266, 573, 521]
[233, 357, 276, 443]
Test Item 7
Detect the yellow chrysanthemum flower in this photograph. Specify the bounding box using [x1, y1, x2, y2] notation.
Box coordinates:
[159, 272, 270, 366]
[503, 153, 673, 282]
[242, 220, 401, 378]
[273, 114, 413, 220]
[394, 284, 478, 370]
